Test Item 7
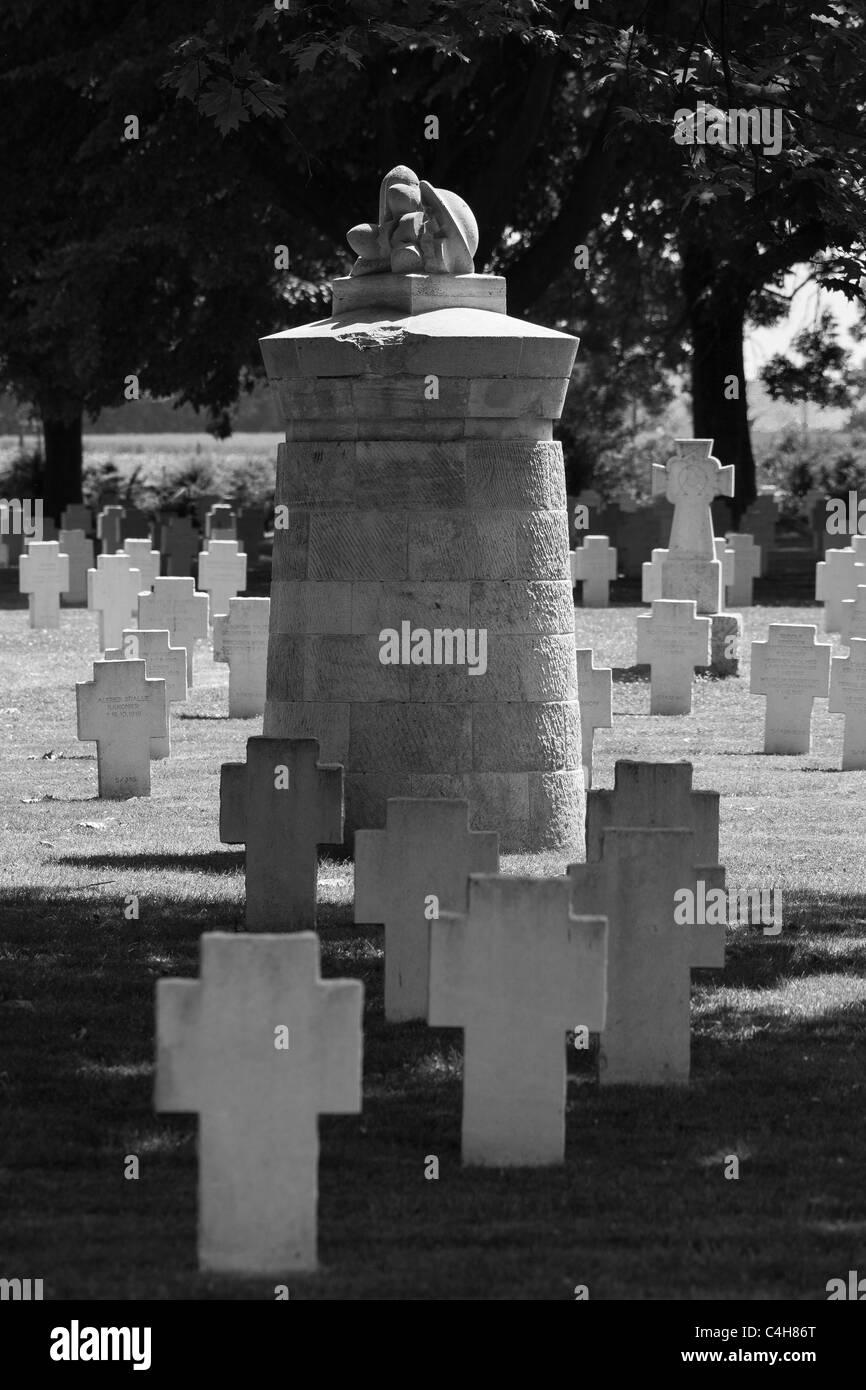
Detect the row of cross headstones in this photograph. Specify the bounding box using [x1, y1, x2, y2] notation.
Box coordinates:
[568, 486, 781, 578]
[156, 752, 728, 1272]
[20, 537, 248, 634]
[570, 531, 762, 608]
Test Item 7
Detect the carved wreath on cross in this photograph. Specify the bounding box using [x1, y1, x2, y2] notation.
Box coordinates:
[346, 165, 479, 277]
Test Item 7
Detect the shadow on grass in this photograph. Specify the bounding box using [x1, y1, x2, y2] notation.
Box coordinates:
[2, 884, 866, 1299]
[54, 851, 245, 872]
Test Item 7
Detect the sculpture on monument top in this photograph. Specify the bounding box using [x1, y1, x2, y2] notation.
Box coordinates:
[346, 165, 479, 277]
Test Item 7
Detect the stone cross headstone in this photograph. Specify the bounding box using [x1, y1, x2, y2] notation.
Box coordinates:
[139, 577, 209, 683]
[815, 549, 865, 632]
[97, 505, 124, 555]
[586, 759, 720, 867]
[120, 507, 151, 544]
[86, 554, 144, 651]
[840, 585, 866, 645]
[122, 538, 160, 592]
[636, 599, 711, 714]
[205, 504, 237, 545]
[750, 623, 831, 754]
[160, 515, 200, 577]
[105, 629, 188, 758]
[829, 638, 866, 770]
[19, 541, 70, 629]
[219, 738, 344, 930]
[198, 540, 247, 619]
[354, 798, 500, 1022]
[741, 496, 778, 573]
[155, 932, 363, 1272]
[641, 547, 666, 603]
[429, 875, 607, 1165]
[193, 492, 220, 527]
[570, 535, 617, 607]
[724, 532, 761, 606]
[568, 828, 725, 1084]
[236, 507, 265, 562]
[58, 528, 94, 605]
[713, 537, 735, 589]
[212, 597, 270, 718]
[60, 504, 93, 534]
[76, 658, 167, 797]
[575, 648, 612, 789]
[651, 439, 734, 614]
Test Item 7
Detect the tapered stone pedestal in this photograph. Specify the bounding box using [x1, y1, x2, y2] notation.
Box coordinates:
[259, 273, 582, 850]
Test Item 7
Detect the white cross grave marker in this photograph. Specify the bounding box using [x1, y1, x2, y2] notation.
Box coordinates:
[570, 535, 618, 607]
[586, 760, 720, 867]
[575, 648, 612, 789]
[750, 623, 831, 754]
[354, 798, 499, 1022]
[568, 828, 725, 1084]
[636, 599, 711, 714]
[105, 629, 188, 758]
[97, 505, 124, 554]
[212, 597, 270, 717]
[155, 932, 363, 1273]
[198, 540, 247, 620]
[429, 876, 607, 1166]
[86, 554, 144, 650]
[58, 528, 94, 604]
[651, 439, 734, 612]
[829, 638, 866, 770]
[122, 538, 160, 592]
[76, 659, 167, 797]
[60, 504, 92, 534]
[160, 516, 200, 577]
[220, 737, 343, 930]
[713, 537, 735, 589]
[19, 541, 69, 629]
[840, 585, 866, 645]
[138, 577, 209, 683]
[815, 549, 865, 632]
[652, 438, 734, 557]
[205, 504, 237, 546]
[724, 532, 761, 606]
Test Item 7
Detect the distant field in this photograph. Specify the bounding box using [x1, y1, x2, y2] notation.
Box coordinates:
[0, 433, 282, 502]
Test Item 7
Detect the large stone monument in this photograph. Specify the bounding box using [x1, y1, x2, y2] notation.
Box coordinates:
[258, 166, 582, 850]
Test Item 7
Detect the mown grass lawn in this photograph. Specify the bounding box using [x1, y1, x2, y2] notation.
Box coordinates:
[1, 596, 865, 1300]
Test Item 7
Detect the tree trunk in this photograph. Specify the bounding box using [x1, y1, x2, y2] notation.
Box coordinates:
[681, 244, 756, 518]
[41, 411, 84, 521]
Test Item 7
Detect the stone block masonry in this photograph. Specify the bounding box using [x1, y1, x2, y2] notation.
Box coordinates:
[259, 236, 583, 851]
